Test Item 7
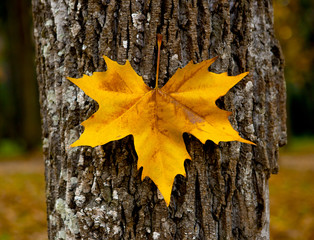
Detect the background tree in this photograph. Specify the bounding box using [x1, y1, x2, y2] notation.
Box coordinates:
[32, 0, 286, 239]
[273, 0, 314, 137]
[0, 0, 40, 151]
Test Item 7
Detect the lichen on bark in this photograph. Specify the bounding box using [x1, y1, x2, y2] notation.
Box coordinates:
[32, 0, 286, 239]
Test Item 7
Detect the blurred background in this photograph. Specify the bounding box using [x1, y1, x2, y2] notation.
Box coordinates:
[0, 0, 313, 239]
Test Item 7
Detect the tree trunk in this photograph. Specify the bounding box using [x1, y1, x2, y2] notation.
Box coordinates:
[32, 0, 286, 239]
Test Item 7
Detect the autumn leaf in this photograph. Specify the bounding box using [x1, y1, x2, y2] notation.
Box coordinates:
[68, 39, 254, 206]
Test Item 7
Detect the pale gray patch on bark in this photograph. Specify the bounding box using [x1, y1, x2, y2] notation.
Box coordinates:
[32, 0, 286, 239]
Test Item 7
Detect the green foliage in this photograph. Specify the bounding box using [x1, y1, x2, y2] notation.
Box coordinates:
[0, 139, 25, 158]
[281, 135, 314, 154]
[0, 233, 11, 240]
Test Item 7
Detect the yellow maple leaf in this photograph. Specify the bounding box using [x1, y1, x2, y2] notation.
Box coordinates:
[68, 38, 254, 206]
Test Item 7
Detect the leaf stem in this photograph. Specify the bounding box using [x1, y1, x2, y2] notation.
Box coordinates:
[155, 34, 162, 89]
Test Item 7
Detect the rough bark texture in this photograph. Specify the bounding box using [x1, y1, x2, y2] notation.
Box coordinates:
[32, 0, 286, 239]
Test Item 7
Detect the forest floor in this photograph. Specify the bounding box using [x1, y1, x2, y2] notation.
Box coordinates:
[269, 152, 314, 240]
[0, 149, 313, 240]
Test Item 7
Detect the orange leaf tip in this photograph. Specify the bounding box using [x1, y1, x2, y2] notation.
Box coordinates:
[68, 54, 255, 206]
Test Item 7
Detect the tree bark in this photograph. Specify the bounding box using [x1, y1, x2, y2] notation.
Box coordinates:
[32, 0, 286, 239]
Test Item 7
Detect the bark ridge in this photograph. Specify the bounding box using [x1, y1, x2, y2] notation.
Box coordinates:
[32, 0, 286, 239]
